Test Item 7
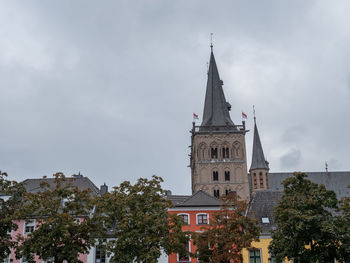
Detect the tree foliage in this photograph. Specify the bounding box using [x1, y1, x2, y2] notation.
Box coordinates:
[0, 171, 25, 261]
[97, 175, 189, 263]
[337, 187, 350, 262]
[15, 173, 102, 263]
[192, 197, 261, 263]
[269, 172, 340, 263]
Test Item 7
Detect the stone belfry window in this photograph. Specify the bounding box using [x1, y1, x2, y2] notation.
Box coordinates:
[213, 171, 218, 181]
[211, 147, 218, 159]
[259, 172, 264, 188]
[213, 189, 220, 198]
[222, 147, 229, 158]
[225, 171, 230, 181]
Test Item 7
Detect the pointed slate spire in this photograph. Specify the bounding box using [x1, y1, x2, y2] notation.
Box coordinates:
[250, 118, 269, 171]
[201, 49, 234, 127]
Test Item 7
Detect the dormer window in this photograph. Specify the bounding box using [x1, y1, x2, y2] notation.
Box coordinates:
[211, 148, 218, 159]
[222, 147, 229, 158]
[213, 171, 218, 181]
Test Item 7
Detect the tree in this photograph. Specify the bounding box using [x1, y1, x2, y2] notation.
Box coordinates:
[97, 176, 189, 263]
[269, 172, 340, 263]
[192, 197, 261, 263]
[337, 186, 350, 262]
[15, 173, 102, 263]
[0, 171, 25, 261]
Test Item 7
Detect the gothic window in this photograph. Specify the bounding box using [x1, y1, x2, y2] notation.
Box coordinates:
[253, 173, 257, 189]
[198, 143, 207, 160]
[232, 141, 241, 158]
[211, 147, 218, 159]
[213, 189, 220, 198]
[224, 171, 230, 181]
[213, 171, 218, 181]
[259, 172, 264, 188]
[222, 147, 229, 158]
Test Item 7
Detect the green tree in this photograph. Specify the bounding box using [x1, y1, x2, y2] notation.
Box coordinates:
[269, 172, 339, 263]
[97, 175, 189, 263]
[15, 173, 102, 263]
[337, 187, 350, 262]
[0, 171, 25, 261]
[192, 197, 261, 263]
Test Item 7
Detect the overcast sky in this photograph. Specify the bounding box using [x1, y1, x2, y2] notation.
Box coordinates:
[1, 1, 349, 194]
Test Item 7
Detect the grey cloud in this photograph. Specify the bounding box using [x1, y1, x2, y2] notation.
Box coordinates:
[0, 0, 349, 194]
[280, 149, 302, 170]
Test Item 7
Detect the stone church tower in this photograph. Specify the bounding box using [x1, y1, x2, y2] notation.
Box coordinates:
[249, 117, 270, 191]
[190, 47, 250, 200]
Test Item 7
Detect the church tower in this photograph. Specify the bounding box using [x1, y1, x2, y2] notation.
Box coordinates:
[249, 116, 270, 191]
[190, 47, 250, 200]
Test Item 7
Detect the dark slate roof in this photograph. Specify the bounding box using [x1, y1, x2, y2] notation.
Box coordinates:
[248, 190, 284, 235]
[167, 190, 222, 207]
[22, 176, 100, 195]
[269, 171, 350, 199]
[250, 120, 269, 171]
[201, 50, 234, 128]
[167, 195, 191, 206]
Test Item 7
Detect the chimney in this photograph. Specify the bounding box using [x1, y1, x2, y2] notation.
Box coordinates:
[100, 183, 108, 195]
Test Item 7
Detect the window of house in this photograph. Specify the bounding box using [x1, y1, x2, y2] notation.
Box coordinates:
[211, 148, 218, 159]
[213, 171, 218, 181]
[197, 214, 208, 225]
[178, 214, 189, 225]
[222, 147, 229, 158]
[178, 241, 190, 263]
[24, 220, 35, 234]
[249, 249, 261, 263]
[95, 246, 106, 263]
[224, 171, 230, 181]
[213, 189, 220, 198]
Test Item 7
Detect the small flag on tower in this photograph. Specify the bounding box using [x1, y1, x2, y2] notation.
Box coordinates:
[242, 112, 248, 119]
[193, 113, 199, 120]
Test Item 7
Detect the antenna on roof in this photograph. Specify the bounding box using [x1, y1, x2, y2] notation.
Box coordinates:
[210, 33, 213, 52]
[325, 161, 329, 175]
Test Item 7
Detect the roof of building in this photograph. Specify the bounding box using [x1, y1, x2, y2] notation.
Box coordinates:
[167, 190, 222, 207]
[248, 190, 284, 235]
[22, 175, 100, 195]
[250, 119, 269, 171]
[201, 50, 234, 128]
[269, 171, 350, 199]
